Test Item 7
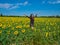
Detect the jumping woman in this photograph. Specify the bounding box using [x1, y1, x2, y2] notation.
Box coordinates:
[26, 14, 35, 29]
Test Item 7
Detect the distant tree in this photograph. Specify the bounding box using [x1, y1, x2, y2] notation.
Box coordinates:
[24, 14, 25, 15]
[24, 14, 27, 17]
[0, 13, 3, 16]
[35, 14, 38, 17]
[56, 15, 60, 18]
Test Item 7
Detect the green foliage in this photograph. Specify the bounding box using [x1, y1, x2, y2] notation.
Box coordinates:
[0, 17, 60, 45]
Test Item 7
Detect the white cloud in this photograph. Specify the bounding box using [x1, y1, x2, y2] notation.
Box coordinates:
[0, 3, 18, 9]
[48, 1, 56, 4]
[18, 1, 28, 6]
[57, 0, 60, 3]
[24, 1, 28, 6]
[42, 1, 45, 4]
[9, 5, 19, 9]
[42, 0, 60, 4]
[48, 0, 60, 4]
[0, 3, 13, 9]
[0, 1, 29, 9]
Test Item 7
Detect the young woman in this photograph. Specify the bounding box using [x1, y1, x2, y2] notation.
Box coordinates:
[26, 14, 35, 29]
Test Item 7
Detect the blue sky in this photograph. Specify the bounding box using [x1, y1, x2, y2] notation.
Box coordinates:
[0, 0, 60, 16]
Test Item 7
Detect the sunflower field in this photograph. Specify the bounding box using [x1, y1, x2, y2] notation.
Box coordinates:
[0, 17, 60, 45]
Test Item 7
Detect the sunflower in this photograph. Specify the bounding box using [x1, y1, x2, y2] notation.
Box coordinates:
[21, 29, 25, 33]
[14, 31, 19, 35]
[0, 30, 2, 34]
[16, 26, 22, 28]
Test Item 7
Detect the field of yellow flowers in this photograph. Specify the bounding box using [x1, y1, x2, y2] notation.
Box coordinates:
[0, 17, 60, 45]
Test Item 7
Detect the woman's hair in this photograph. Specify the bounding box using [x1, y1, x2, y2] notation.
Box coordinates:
[30, 14, 34, 17]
